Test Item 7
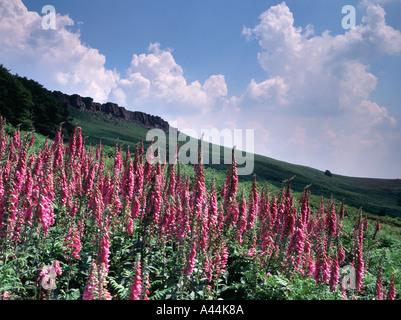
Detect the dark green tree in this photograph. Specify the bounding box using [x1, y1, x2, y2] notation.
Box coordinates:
[17, 75, 72, 137]
[0, 64, 73, 137]
[0, 64, 34, 131]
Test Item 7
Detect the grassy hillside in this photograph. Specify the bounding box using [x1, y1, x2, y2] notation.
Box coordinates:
[251, 154, 401, 219]
[70, 107, 401, 220]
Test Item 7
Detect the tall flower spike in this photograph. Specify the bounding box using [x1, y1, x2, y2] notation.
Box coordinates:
[354, 243, 364, 292]
[131, 260, 142, 300]
[338, 242, 345, 266]
[237, 190, 247, 244]
[192, 139, 206, 224]
[38, 164, 55, 235]
[374, 221, 381, 239]
[146, 168, 162, 226]
[208, 179, 218, 231]
[286, 223, 306, 269]
[164, 160, 176, 200]
[98, 224, 110, 272]
[144, 140, 154, 183]
[247, 175, 258, 231]
[216, 242, 229, 277]
[329, 254, 340, 292]
[83, 263, 111, 300]
[222, 148, 238, 210]
[386, 273, 396, 300]
[52, 126, 64, 170]
[299, 187, 310, 226]
[375, 253, 384, 300]
[339, 200, 345, 221]
[326, 199, 337, 237]
[71, 225, 82, 259]
[183, 241, 197, 276]
[66, 125, 77, 161]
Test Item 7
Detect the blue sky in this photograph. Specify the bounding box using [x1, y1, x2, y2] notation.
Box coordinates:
[1, 0, 401, 178]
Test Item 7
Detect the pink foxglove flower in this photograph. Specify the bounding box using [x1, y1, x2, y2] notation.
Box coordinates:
[165, 162, 176, 200]
[208, 181, 218, 230]
[329, 255, 340, 292]
[63, 228, 72, 254]
[269, 197, 278, 229]
[326, 201, 337, 237]
[71, 226, 82, 259]
[146, 170, 162, 225]
[375, 257, 383, 300]
[183, 241, 197, 276]
[204, 256, 213, 283]
[75, 127, 83, 160]
[314, 242, 330, 284]
[200, 205, 209, 254]
[144, 140, 154, 182]
[38, 193, 55, 235]
[131, 260, 142, 300]
[354, 244, 364, 292]
[98, 225, 110, 272]
[51, 127, 64, 170]
[37, 261, 62, 291]
[338, 243, 345, 266]
[305, 255, 316, 276]
[237, 191, 247, 244]
[53, 261, 62, 276]
[247, 175, 259, 231]
[66, 126, 77, 161]
[219, 242, 229, 275]
[131, 195, 141, 220]
[374, 221, 381, 239]
[386, 274, 396, 300]
[299, 188, 310, 225]
[339, 200, 345, 221]
[0, 291, 10, 300]
[222, 149, 238, 215]
[83, 263, 111, 300]
[286, 224, 306, 269]
[191, 142, 206, 227]
[121, 157, 134, 203]
[127, 216, 134, 235]
[280, 206, 296, 243]
[63, 225, 82, 260]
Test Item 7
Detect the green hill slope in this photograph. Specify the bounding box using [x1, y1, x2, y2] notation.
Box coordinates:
[70, 107, 401, 219]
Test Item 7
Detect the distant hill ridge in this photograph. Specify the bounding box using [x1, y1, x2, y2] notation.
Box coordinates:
[52, 91, 171, 132]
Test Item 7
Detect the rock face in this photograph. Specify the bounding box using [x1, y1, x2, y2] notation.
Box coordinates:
[53, 91, 170, 132]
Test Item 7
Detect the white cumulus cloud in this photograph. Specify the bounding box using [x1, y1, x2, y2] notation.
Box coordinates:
[110, 42, 229, 117]
[235, 1, 401, 177]
[0, 0, 119, 102]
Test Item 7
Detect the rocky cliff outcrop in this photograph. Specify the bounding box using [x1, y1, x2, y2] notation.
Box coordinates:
[53, 91, 170, 132]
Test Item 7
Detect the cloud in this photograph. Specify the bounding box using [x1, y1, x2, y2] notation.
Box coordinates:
[110, 43, 228, 117]
[0, 0, 118, 102]
[236, 1, 401, 177]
